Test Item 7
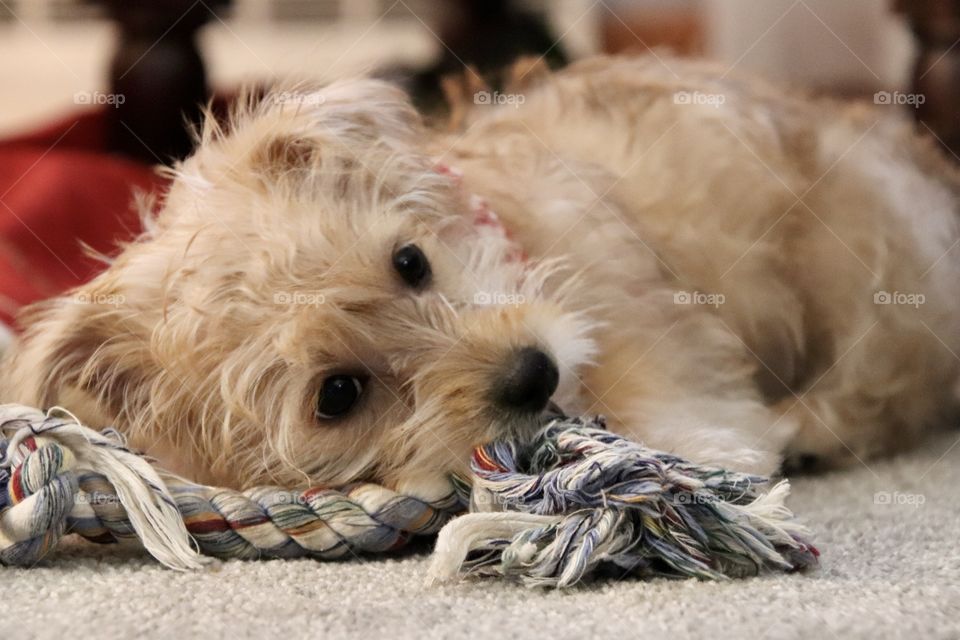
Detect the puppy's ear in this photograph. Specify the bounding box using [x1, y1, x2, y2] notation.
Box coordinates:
[441, 65, 487, 132]
[291, 78, 422, 149]
[2, 287, 153, 424]
[183, 79, 424, 193]
[506, 56, 552, 93]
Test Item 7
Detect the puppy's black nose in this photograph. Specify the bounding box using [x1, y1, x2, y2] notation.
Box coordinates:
[498, 347, 559, 413]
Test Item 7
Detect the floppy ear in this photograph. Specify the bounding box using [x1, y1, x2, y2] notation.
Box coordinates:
[180, 78, 425, 195]
[1, 283, 156, 427]
[283, 78, 423, 148]
[441, 65, 487, 132]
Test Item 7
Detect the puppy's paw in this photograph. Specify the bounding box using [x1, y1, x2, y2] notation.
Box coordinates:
[777, 398, 859, 474]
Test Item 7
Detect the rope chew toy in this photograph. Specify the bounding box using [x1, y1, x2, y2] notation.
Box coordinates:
[0, 405, 817, 587]
[428, 417, 817, 587]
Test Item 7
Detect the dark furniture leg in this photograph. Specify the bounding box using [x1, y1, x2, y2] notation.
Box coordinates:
[895, 0, 960, 158]
[96, 0, 229, 163]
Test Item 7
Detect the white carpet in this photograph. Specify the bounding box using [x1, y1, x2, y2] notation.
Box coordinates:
[3, 431, 959, 640]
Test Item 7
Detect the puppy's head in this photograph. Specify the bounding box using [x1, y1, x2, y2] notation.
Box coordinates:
[5, 80, 596, 490]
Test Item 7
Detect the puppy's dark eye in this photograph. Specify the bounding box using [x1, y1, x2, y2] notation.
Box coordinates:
[392, 244, 431, 288]
[316, 375, 363, 420]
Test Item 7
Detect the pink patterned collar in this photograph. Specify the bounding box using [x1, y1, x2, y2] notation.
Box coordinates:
[433, 162, 527, 263]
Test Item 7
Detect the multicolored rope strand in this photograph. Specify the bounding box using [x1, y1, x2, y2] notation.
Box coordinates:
[0, 404, 817, 586]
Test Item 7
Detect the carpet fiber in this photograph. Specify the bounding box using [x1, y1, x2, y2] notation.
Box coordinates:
[3, 431, 959, 640]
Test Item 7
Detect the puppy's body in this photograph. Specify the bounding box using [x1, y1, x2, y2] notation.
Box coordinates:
[4, 56, 959, 489]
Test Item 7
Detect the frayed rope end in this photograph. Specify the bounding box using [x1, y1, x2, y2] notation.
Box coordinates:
[1, 404, 209, 570]
[426, 417, 818, 588]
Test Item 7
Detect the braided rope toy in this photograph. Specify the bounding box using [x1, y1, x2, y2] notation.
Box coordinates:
[0, 404, 817, 586]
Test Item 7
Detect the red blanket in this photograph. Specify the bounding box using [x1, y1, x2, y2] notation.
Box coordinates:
[0, 109, 165, 326]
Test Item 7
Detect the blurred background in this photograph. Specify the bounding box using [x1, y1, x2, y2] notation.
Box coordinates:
[0, 0, 957, 324]
[0, 0, 929, 135]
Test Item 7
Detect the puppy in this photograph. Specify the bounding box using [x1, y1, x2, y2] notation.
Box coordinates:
[3, 55, 960, 491]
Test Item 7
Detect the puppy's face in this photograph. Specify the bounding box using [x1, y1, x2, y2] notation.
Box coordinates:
[16, 81, 595, 490]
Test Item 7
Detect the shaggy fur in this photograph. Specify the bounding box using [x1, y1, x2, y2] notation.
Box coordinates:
[3, 55, 960, 489]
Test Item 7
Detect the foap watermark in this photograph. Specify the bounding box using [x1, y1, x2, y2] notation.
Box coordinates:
[272, 90, 325, 107]
[274, 291, 326, 307]
[74, 90, 125, 108]
[874, 491, 925, 507]
[73, 291, 125, 307]
[874, 90, 925, 109]
[273, 492, 311, 506]
[673, 290, 725, 308]
[471, 490, 520, 510]
[675, 492, 714, 506]
[474, 90, 525, 108]
[673, 90, 726, 108]
[75, 491, 122, 506]
[874, 290, 925, 308]
[474, 291, 526, 307]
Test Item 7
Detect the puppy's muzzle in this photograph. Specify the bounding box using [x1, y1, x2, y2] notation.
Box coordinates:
[496, 347, 559, 414]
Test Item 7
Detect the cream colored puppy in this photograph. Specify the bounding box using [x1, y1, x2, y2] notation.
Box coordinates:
[4, 55, 959, 489]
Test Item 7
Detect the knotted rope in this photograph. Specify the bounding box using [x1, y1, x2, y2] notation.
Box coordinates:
[429, 418, 818, 586]
[0, 404, 818, 586]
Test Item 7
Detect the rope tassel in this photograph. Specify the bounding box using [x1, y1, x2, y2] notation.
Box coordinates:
[427, 418, 818, 587]
[0, 405, 817, 586]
